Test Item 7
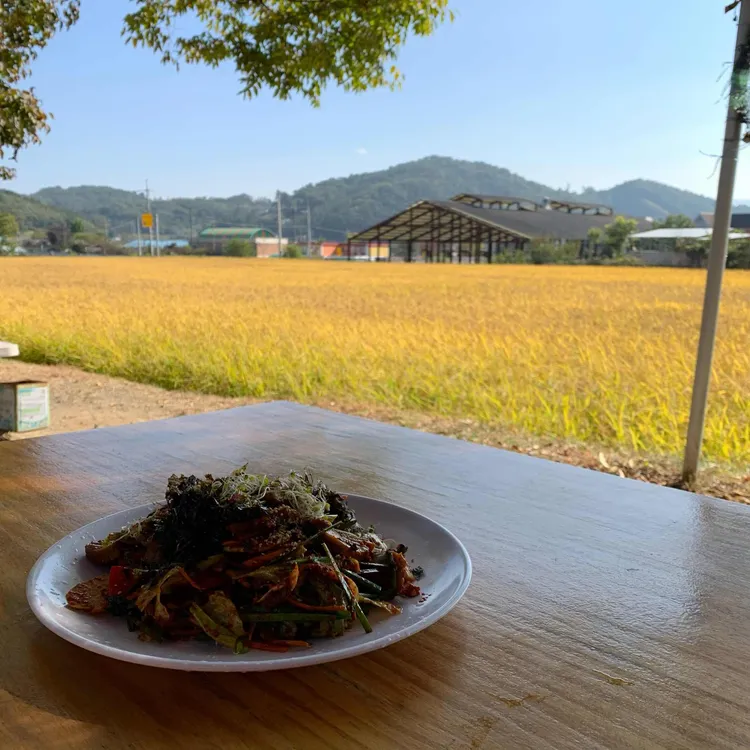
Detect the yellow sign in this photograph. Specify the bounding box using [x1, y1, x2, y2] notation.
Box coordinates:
[141, 213, 153, 229]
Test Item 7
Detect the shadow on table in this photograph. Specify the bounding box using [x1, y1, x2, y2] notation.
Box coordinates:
[7, 612, 473, 748]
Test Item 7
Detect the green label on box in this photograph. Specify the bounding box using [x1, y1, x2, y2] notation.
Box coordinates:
[16, 386, 49, 431]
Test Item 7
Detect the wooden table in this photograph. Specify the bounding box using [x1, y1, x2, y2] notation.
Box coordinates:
[2, 402, 750, 749]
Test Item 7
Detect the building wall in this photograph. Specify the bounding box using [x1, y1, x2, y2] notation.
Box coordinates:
[368, 243, 389, 260]
[321, 241, 390, 259]
[320, 242, 343, 258]
[255, 238, 288, 257]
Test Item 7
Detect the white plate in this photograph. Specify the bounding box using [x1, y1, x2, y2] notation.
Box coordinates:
[27, 495, 472, 672]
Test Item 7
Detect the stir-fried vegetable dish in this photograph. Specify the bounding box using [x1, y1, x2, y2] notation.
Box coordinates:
[66, 468, 423, 653]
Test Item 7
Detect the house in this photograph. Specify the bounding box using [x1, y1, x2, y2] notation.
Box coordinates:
[694, 212, 714, 228]
[255, 237, 288, 257]
[693, 211, 750, 230]
[732, 213, 750, 230]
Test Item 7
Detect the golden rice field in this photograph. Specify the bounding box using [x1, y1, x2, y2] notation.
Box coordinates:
[1, 257, 750, 463]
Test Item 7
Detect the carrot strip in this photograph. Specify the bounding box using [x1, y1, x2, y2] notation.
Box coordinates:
[287, 563, 299, 591]
[249, 642, 288, 653]
[343, 575, 360, 599]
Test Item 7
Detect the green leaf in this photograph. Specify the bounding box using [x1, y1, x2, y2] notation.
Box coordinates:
[0, 1, 80, 178]
[1, 1, 451, 179]
[204, 591, 245, 637]
[189, 603, 247, 652]
[122, 1, 451, 106]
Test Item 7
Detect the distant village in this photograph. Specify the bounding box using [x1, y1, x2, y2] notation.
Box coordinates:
[5, 194, 750, 268]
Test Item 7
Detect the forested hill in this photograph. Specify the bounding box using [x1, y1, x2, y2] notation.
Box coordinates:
[0, 189, 83, 230]
[32, 185, 275, 239]
[19, 156, 720, 239]
[288, 158, 716, 239]
[289, 157, 572, 239]
[581, 180, 716, 220]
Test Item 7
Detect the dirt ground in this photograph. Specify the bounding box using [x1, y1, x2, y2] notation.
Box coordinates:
[0, 360, 260, 433]
[2, 359, 748, 504]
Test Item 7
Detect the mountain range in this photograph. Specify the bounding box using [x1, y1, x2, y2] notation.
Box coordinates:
[0, 156, 741, 241]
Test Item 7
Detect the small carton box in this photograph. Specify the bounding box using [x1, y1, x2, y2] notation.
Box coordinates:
[0, 381, 50, 433]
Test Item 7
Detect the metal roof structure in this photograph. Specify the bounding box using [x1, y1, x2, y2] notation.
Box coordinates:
[451, 194, 539, 212]
[349, 201, 523, 244]
[349, 200, 650, 245]
[450, 194, 613, 216]
[544, 199, 613, 216]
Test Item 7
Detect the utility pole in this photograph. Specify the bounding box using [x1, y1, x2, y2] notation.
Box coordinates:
[277, 191, 283, 256]
[145, 179, 154, 256]
[683, 0, 750, 483]
[136, 219, 143, 256]
[155, 214, 161, 256]
[306, 203, 312, 257]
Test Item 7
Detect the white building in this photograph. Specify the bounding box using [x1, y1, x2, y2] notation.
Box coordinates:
[630, 228, 750, 267]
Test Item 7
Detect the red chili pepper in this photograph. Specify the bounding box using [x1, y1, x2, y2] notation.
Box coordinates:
[108, 565, 131, 596]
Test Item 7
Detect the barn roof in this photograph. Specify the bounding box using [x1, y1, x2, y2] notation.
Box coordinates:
[349, 200, 650, 243]
[544, 198, 613, 215]
[450, 194, 614, 216]
[451, 194, 539, 211]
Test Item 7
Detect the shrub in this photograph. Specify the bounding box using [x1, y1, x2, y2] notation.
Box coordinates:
[69, 233, 128, 255]
[493, 250, 528, 264]
[603, 216, 638, 256]
[529, 241, 578, 265]
[282, 244, 303, 258]
[225, 239, 256, 257]
[727, 240, 750, 269]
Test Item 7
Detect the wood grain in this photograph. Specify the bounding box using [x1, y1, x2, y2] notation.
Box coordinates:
[2, 401, 750, 749]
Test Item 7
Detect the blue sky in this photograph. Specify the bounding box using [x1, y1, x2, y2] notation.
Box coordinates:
[6, 0, 744, 200]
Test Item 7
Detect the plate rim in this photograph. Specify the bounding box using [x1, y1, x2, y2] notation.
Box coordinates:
[26, 494, 472, 672]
